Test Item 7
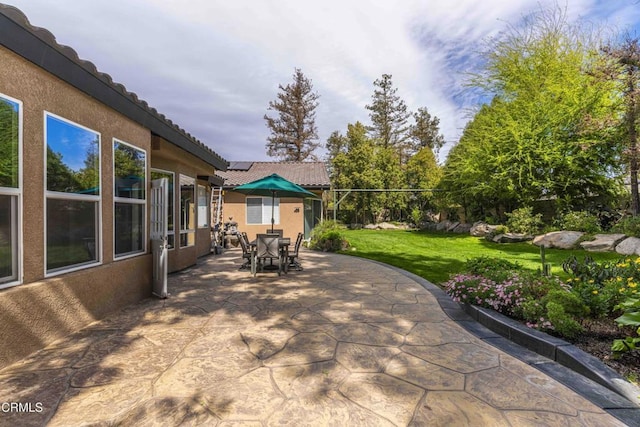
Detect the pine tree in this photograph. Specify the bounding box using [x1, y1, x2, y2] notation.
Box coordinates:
[264, 68, 320, 161]
[365, 74, 410, 151]
[409, 107, 445, 154]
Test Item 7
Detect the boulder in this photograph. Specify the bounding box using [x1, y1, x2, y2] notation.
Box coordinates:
[470, 221, 497, 237]
[378, 222, 398, 230]
[452, 223, 473, 234]
[436, 220, 452, 231]
[446, 221, 460, 232]
[363, 224, 378, 230]
[616, 237, 640, 255]
[580, 234, 627, 252]
[492, 233, 534, 243]
[533, 231, 584, 249]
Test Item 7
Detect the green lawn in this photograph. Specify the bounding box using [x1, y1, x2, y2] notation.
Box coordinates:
[338, 229, 623, 284]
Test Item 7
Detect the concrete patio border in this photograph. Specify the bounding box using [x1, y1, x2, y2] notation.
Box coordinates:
[369, 259, 640, 426]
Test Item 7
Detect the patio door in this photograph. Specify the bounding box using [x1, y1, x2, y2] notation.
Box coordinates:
[151, 178, 168, 298]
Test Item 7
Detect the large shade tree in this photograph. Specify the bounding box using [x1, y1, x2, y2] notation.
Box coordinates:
[603, 35, 640, 214]
[264, 68, 320, 161]
[440, 6, 623, 219]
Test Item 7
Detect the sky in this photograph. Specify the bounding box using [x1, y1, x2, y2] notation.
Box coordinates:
[5, 0, 640, 164]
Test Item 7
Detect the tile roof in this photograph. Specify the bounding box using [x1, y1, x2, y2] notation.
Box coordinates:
[0, 4, 227, 171]
[218, 162, 330, 189]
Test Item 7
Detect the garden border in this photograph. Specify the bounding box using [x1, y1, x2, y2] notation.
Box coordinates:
[361, 258, 640, 426]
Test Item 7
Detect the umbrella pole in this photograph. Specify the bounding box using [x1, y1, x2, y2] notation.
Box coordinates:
[271, 191, 275, 233]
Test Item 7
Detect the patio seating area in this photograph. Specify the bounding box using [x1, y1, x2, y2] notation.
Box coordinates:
[0, 249, 630, 426]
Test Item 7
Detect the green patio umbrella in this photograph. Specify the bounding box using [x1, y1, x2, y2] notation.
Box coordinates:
[233, 173, 319, 232]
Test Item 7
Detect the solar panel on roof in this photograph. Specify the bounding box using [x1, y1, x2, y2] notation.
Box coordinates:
[228, 161, 254, 171]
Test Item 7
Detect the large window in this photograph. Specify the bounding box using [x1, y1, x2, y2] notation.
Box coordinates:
[246, 197, 279, 225]
[179, 174, 195, 247]
[151, 169, 175, 249]
[45, 113, 100, 273]
[114, 139, 146, 258]
[0, 94, 21, 287]
[197, 184, 209, 228]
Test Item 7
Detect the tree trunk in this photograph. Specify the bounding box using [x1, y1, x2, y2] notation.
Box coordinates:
[628, 67, 640, 216]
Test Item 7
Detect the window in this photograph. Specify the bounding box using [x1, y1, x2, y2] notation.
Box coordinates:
[179, 174, 195, 247]
[246, 197, 279, 225]
[0, 94, 21, 287]
[45, 113, 100, 273]
[114, 139, 146, 258]
[197, 184, 209, 228]
[151, 169, 175, 249]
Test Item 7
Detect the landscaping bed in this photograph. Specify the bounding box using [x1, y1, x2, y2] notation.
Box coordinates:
[567, 318, 640, 384]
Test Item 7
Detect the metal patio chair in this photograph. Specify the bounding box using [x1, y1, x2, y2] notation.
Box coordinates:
[287, 232, 304, 271]
[254, 233, 283, 276]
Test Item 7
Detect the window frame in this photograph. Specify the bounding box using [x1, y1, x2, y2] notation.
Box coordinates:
[245, 196, 280, 225]
[150, 169, 175, 250]
[0, 93, 23, 289]
[113, 138, 147, 260]
[179, 174, 196, 247]
[44, 112, 102, 276]
[197, 184, 209, 229]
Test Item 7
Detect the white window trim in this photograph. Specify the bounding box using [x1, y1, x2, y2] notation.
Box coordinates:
[44, 112, 102, 277]
[0, 93, 23, 289]
[246, 196, 280, 225]
[151, 168, 176, 251]
[179, 174, 196, 247]
[197, 184, 209, 229]
[113, 138, 147, 260]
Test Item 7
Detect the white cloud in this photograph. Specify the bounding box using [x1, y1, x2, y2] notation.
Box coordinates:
[5, 0, 640, 163]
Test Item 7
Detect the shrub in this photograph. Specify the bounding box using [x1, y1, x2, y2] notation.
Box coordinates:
[505, 207, 543, 235]
[465, 256, 519, 282]
[559, 211, 601, 234]
[309, 220, 350, 252]
[612, 215, 640, 237]
[443, 272, 526, 317]
[521, 289, 587, 338]
[612, 296, 640, 358]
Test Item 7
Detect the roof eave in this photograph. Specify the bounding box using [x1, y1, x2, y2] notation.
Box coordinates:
[0, 6, 228, 171]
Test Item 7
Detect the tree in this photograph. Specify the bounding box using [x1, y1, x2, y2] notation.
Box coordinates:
[365, 74, 410, 153]
[406, 146, 442, 215]
[325, 130, 348, 184]
[331, 122, 383, 223]
[264, 68, 320, 161]
[603, 35, 640, 214]
[441, 6, 623, 220]
[409, 107, 445, 153]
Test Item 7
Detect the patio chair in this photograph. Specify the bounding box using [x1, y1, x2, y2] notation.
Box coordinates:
[238, 232, 253, 270]
[266, 229, 284, 238]
[287, 232, 304, 271]
[254, 234, 283, 276]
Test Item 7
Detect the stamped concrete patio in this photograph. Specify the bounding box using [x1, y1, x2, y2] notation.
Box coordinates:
[0, 249, 631, 426]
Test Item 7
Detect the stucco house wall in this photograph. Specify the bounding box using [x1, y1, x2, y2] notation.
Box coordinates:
[0, 44, 154, 368]
[0, 5, 227, 369]
[222, 191, 309, 242]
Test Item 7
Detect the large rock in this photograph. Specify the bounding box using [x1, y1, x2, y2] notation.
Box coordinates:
[492, 233, 533, 243]
[533, 231, 584, 249]
[452, 223, 473, 234]
[616, 237, 640, 255]
[580, 234, 626, 252]
[470, 222, 497, 237]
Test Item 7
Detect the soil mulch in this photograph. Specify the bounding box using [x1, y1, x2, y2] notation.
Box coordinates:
[564, 319, 640, 385]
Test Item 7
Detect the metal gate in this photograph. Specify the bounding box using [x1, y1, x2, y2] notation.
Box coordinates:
[151, 178, 168, 298]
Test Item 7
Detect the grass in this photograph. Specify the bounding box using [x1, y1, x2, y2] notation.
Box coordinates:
[338, 229, 623, 284]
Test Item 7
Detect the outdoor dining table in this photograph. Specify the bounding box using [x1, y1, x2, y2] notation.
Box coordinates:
[249, 237, 290, 274]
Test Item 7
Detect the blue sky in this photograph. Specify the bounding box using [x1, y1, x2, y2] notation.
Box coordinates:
[6, 0, 640, 163]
